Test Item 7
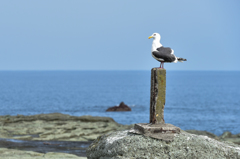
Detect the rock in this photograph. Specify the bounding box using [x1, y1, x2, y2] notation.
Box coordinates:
[221, 137, 240, 145]
[0, 148, 87, 159]
[0, 113, 115, 123]
[220, 131, 234, 138]
[12, 135, 33, 140]
[106, 102, 131, 111]
[220, 131, 240, 145]
[44, 152, 86, 158]
[86, 129, 240, 159]
[0, 138, 91, 157]
[185, 129, 219, 140]
[0, 113, 133, 142]
[186, 130, 240, 146]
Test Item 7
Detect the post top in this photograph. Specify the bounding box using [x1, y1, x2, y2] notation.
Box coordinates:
[151, 68, 166, 71]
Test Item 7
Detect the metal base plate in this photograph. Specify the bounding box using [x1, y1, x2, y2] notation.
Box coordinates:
[130, 123, 181, 141]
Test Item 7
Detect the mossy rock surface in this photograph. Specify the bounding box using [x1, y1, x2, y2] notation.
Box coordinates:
[0, 148, 87, 159]
[87, 130, 240, 159]
[0, 113, 133, 142]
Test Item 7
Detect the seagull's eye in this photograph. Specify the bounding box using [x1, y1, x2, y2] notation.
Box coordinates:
[153, 34, 156, 36]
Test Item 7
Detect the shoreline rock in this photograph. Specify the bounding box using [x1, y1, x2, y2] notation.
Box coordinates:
[1, 113, 239, 144]
[0, 138, 91, 157]
[219, 131, 240, 145]
[185, 129, 240, 145]
[0, 113, 133, 142]
[0, 113, 133, 158]
[0, 148, 87, 159]
[0, 113, 240, 158]
[185, 130, 219, 139]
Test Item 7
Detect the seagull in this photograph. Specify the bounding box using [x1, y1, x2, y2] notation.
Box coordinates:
[148, 33, 186, 68]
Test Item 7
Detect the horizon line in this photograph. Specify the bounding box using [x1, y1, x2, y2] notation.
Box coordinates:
[0, 69, 239, 71]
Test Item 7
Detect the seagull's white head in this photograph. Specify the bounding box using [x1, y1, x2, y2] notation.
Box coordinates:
[148, 33, 161, 41]
[148, 33, 162, 52]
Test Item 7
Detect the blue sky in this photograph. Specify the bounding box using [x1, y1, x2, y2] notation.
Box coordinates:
[0, 1, 239, 70]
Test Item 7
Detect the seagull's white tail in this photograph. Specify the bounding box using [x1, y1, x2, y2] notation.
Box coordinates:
[177, 57, 187, 63]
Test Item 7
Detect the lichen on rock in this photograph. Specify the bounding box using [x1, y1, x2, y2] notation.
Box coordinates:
[87, 129, 240, 159]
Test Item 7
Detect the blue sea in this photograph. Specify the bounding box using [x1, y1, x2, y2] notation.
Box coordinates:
[0, 71, 239, 136]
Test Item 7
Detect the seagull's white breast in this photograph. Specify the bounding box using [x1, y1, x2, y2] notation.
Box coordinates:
[151, 40, 162, 52]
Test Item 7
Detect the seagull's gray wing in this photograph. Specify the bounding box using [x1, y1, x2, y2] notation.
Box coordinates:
[152, 47, 176, 62]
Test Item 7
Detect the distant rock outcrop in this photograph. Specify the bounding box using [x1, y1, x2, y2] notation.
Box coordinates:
[106, 102, 131, 112]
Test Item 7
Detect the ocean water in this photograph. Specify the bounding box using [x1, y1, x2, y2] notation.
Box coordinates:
[0, 71, 239, 136]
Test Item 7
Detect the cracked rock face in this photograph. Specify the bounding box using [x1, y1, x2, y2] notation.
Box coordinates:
[87, 130, 240, 159]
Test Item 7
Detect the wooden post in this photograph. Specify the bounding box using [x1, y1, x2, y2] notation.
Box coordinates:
[132, 68, 180, 141]
[150, 68, 166, 124]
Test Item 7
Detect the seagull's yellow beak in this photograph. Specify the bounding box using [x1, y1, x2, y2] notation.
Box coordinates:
[148, 36, 153, 39]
